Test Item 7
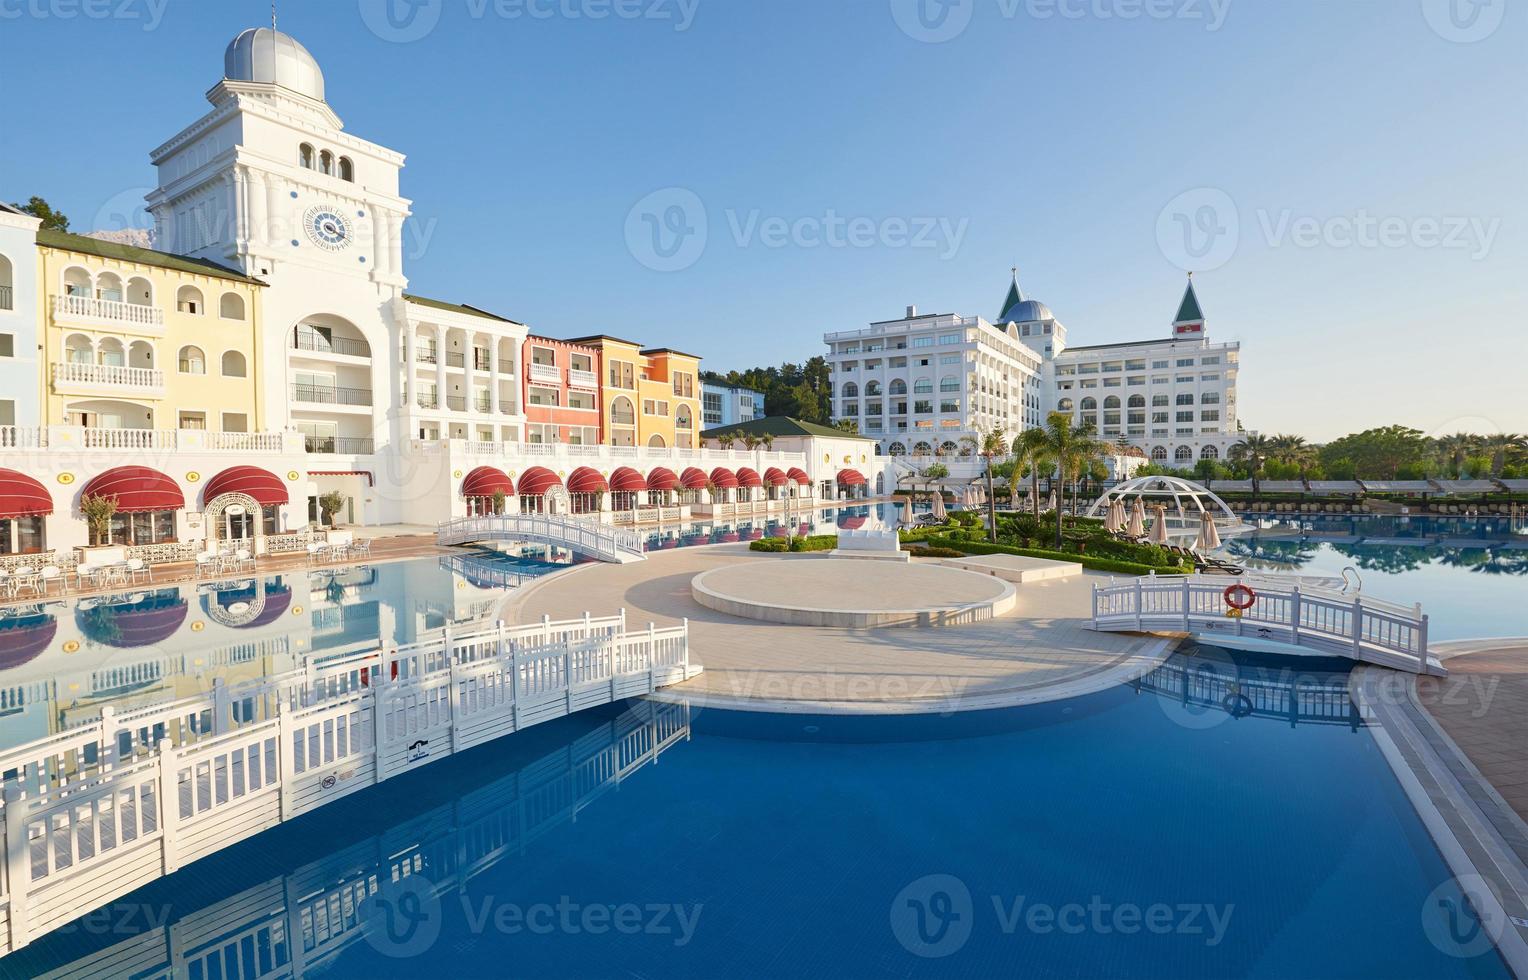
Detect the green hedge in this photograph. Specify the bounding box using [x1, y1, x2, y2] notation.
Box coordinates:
[922, 534, 1189, 577]
[749, 538, 788, 552]
[749, 534, 839, 554]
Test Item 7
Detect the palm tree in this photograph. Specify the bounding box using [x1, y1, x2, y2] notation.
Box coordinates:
[1230, 433, 1273, 499]
[1479, 433, 1526, 477]
[1268, 434, 1315, 479]
[1036, 412, 1105, 550]
[1435, 432, 1476, 478]
[961, 428, 1010, 542]
[740, 432, 761, 451]
[1013, 428, 1052, 516]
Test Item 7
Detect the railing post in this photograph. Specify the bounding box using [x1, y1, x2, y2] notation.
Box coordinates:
[1290, 587, 1302, 646]
[1418, 613, 1430, 670]
[1181, 578, 1190, 631]
[647, 623, 658, 690]
[157, 740, 181, 875]
[543, 614, 552, 647]
[211, 678, 230, 736]
[4, 777, 30, 951]
[99, 705, 118, 771]
[1090, 583, 1098, 630]
[444, 627, 458, 753]
[1352, 596, 1364, 658]
[1134, 578, 1143, 631]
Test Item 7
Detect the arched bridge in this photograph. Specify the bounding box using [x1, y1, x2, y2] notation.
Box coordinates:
[438, 513, 647, 563]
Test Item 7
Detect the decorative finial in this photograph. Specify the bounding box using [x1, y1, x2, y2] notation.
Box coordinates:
[272, 0, 277, 31]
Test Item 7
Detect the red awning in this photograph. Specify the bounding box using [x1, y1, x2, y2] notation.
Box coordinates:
[680, 467, 710, 490]
[787, 467, 812, 486]
[517, 466, 562, 496]
[646, 467, 680, 491]
[709, 467, 739, 489]
[609, 467, 647, 493]
[204, 465, 288, 507]
[735, 467, 764, 489]
[0, 615, 55, 669]
[837, 469, 868, 487]
[0, 469, 52, 518]
[567, 467, 609, 494]
[840, 515, 867, 529]
[76, 595, 188, 649]
[309, 470, 374, 486]
[761, 467, 789, 487]
[81, 466, 184, 513]
[462, 466, 514, 498]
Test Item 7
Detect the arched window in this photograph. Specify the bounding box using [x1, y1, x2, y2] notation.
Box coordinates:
[299, 143, 315, 169]
[95, 271, 123, 302]
[1103, 396, 1120, 409]
[1176, 393, 1195, 406]
[339, 157, 355, 182]
[940, 440, 959, 455]
[320, 150, 335, 175]
[176, 285, 204, 315]
[675, 404, 693, 429]
[889, 379, 907, 395]
[1057, 397, 1074, 412]
[219, 292, 246, 319]
[1080, 397, 1098, 412]
[63, 266, 92, 297]
[888, 442, 907, 456]
[913, 378, 933, 394]
[1175, 446, 1193, 462]
[1128, 394, 1145, 408]
[939, 377, 959, 392]
[1201, 392, 1220, 405]
[221, 351, 247, 378]
[913, 441, 932, 456]
[842, 382, 859, 398]
[865, 380, 882, 397]
[648, 434, 666, 448]
[178, 346, 205, 375]
[126, 276, 153, 306]
[1152, 446, 1168, 460]
[0, 253, 12, 311]
[1201, 445, 1220, 460]
[610, 395, 635, 426]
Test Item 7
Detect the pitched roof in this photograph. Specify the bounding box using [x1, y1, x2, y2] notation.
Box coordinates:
[563, 334, 644, 348]
[699, 416, 875, 441]
[999, 271, 1023, 321]
[404, 294, 522, 324]
[640, 347, 702, 360]
[1174, 279, 1204, 323]
[37, 229, 265, 285]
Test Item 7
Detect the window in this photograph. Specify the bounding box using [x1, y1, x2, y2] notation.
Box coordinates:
[938, 333, 961, 344]
[0, 334, 11, 358]
[1202, 356, 1221, 365]
[0, 514, 44, 554]
[1201, 410, 1221, 422]
[1152, 412, 1169, 424]
[1152, 394, 1169, 407]
[222, 412, 249, 433]
[1080, 397, 1098, 412]
[178, 411, 206, 430]
[1177, 358, 1196, 367]
[1177, 411, 1195, 423]
[913, 379, 933, 394]
[178, 346, 206, 374]
[1175, 446, 1193, 462]
[940, 377, 959, 392]
[889, 379, 907, 395]
[221, 350, 247, 377]
[339, 157, 355, 182]
[299, 143, 315, 169]
[940, 354, 960, 365]
[608, 360, 635, 389]
[320, 150, 335, 175]
[1202, 445, 1220, 459]
[939, 400, 959, 413]
[1057, 398, 1074, 412]
[1103, 396, 1120, 409]
[1151, 360, 1169, 370]
[1176, 394, 1195, 406]
[913, 400, 933, 414]
[102, 510, 177, 546]
[912, 336, 935, 348]
[1201, 392, 1220, 405]
[842, 382, 859, 398]
[176, 285, 204, 315]
[1152, 446, 1168, 460]
[219, 292, 245, 319]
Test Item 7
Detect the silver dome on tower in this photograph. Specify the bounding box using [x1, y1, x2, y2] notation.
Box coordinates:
[224, 28, 325, 102]
[997, 270, 1053, 323]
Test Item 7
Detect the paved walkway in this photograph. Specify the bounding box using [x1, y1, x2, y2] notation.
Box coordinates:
[1418, 641, 1528, 825]
[500, 544, 1171, 713]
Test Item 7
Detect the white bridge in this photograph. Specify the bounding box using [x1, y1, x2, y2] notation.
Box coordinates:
[0, 610, 698, 954]
[1088, 574, 1442, 676]
[437, 513, 647, 563]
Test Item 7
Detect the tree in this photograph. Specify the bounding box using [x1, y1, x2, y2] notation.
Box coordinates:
[1036, 412, 1105, 549]
[1230, 433, 1274, 498]
[1435, 432, 1476, 478]
[961, 428, 1010, 542]
[834, 419, 860, 435]
[716, 431, 736, 449]
[80, 493, 118, 545]
[921, 463, 949, 505]
[319, 491, 347, 527]
[1013, 428, 1052, 517]
[15, 195, 68, 231]
[1317, 426, 1429, 480]
[1478, 433, 1526, 477]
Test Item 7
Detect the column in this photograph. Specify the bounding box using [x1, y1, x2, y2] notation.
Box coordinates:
[388, 213, 405, 275]
[489, 336, 501, 417]
[435, 327, 448, 416]
[403, 319, 417, 414]
[463, 330, 477, 419]
[248, 172, 269, 250]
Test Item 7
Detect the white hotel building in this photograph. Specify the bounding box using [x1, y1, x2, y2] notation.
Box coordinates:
[826, 274, 1241, 465]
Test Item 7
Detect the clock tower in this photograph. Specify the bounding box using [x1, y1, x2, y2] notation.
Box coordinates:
[146, 27, 415, 521]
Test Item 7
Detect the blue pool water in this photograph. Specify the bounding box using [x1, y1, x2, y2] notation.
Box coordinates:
[0, 648, 1508, 979]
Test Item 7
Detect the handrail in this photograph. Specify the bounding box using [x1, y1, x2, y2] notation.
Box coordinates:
[437, 512, 647, 562]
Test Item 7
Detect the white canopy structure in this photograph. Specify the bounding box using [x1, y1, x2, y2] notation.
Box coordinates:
[1086, 475, 1245, 538]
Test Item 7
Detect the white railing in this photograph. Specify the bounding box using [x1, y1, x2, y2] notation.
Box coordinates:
[51, 293, 165, 328]
[82, 427, 179, 449]
[568, 368, 599, 389]
[204, 431, 286, 452]
[438, 512, 647, 563]
[1088, 574, 1436, 675]
[0, 611, 696, 953]
[0, 427, 300, 452]
[51, 361, 164, 390]
[528, 362, 561, 385]
[444, 441, 809, 471]
[0, 427, 43, 449]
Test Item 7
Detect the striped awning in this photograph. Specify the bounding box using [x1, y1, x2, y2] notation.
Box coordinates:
[761, 467, 789, 487]
[837, 469, 867, 487]
[735, 467, 764, 489]
[517, 466, 562, 496]
[787, 467, 812, 486]
[709, 467, 740, 489]
[81, 466, 184, 513]
[680, 467, 710, 490]
[0, 469, 52, 518]
[646, 467, 680, 491]
[204, 465, 288, 507]
[609, 467, 647, 493]
[462, 466, 514, 498]
[567, 467, 609, 494]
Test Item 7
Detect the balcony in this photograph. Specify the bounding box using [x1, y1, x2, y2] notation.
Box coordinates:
[292, 383, 373, 407]
[0, 285, 11, 311]
[445, 351, 466, 368]
[528, 362, 561, 385]
[52, 293, 164, 331]
[567, 368, 598, 390]
[417, 393, 440, 410]
[51, 361, 165, 397]
[304, 435, 375, 455]
[610, 414, 636, 427]
[446, 395, 467, 411]
[293, 331, 371, 358]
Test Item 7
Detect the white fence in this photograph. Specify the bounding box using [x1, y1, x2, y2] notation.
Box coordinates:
[415, 438, 808, 468]
[1088, 574, 1438, 675]
[438, 512, 647, 563]
[0, 611, 698, 953]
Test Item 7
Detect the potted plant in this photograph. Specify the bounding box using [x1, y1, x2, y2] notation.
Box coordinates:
[81, 493, 119, 547]
[319, 490, 347, 528]
[491, 488, 508, 515]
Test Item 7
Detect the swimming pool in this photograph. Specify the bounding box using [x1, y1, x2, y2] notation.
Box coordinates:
[0, 646, 1506, 978]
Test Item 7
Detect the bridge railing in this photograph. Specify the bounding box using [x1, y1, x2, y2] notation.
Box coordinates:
[0, 612, 695, 951]
[1089, 574, 1431, 673]
[437, 513, 646, 562]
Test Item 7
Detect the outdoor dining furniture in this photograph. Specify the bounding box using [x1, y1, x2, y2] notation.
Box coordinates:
[75, 564, 101, 590]
[126, 558, 152, 583]
[232, 549, 256, 573]
[306, 542, 325, 565]
[39, 566, 66, 595]
[195, 551, 220, 577]
[8, 567, 40, 598]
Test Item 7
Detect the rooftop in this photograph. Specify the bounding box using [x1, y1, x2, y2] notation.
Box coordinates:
[37, 229, 266, 285]
[699, 416, 876, 441]
[404, 293, 523, 324]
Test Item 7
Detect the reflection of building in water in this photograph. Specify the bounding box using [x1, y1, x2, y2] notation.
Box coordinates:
[1, 699, 690, 979]
[0, 560, 504, 750]
[1131, 646, 1364, 731]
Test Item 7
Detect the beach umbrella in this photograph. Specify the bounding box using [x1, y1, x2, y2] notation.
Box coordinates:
[1127, 498, 1146, 538]
[1196, 508, 1222, 552]
[1045, 489, 1057, 513]
[900, 496, 912, 525]
[932, 491, 947, 521]
[1105, 499, 1123, 533]
[1149, 504, 1170, 546]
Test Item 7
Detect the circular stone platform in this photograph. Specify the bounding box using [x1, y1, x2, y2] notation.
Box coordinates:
[690, 558, 1016, 628]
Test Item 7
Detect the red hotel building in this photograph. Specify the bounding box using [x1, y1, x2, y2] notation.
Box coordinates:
[521, 336, 603, 444]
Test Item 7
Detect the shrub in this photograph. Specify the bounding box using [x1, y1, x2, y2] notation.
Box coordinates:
[789, 535, 837, 553]
[749, 538, 788, 553]
[906, 545, 966, 559]
[951, 511, 982, 528]
[923, 534, 1190, 576]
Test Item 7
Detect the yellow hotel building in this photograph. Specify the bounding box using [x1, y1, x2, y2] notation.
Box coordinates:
[37, 230, 266, 433]
[566, 336, 702, 449]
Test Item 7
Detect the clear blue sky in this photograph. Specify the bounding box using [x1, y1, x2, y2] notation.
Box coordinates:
[1, 1, 1522, 441]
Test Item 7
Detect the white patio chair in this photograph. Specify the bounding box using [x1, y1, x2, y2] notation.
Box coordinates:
[39, 566, 65, 595]
[306, 542, 324, 565]
[126, 558, 152, 583]
[195, 552, 218, 577]
[234, 548, 255, 573]
[75, 564, 100, 590]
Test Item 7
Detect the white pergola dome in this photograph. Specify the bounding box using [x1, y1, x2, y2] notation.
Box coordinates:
[1087, 476, 1242, 530]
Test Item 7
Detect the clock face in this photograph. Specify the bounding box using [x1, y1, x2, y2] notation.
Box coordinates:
[304, 205, 351, 252]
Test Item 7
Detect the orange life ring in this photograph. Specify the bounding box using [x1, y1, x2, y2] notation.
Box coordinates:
[1224, 584, 1256, 610]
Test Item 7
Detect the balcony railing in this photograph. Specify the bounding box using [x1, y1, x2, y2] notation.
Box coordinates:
[610, 414, 636, 427]
[474, 350, 492, 371]
[0, 285, 12, 311]
[292, 383, 373, 407]
[446, 395, 466, 411]
[529, 362, 561, 385]
[416, 349, 438, 364]
[417, 393, 440, 409]
[305, 435, 375, 454]
[445, 351, 466, 368]
[568, 368, 598, 389]
[52, 293, 164, 328]
[475, 394, 492, 412]
[293, 331, 371, 358]
[52, 361, 164, 390]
